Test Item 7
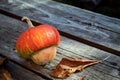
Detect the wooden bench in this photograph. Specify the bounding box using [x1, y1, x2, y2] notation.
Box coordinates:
[0, 0, 120, 80]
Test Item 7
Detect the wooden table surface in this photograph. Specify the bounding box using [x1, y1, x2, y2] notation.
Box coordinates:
[0, 0, 120, 80]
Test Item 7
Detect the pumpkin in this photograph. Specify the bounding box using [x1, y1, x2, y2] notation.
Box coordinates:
[16, 17, 60, 65]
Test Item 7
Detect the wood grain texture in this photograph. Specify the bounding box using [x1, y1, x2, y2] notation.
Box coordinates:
[0, 0, 120, 54]
[0, 57, 45, 80]
[0, 14, 120, 80]
[2, 61, 45, 80]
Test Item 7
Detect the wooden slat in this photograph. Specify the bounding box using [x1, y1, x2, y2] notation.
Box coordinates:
[5, 62, 46, 80]
[0, 0, 120, 55]
[43, 0, 120, 33]
[0, 14, 120, 80]
[0, 57, 45, 80]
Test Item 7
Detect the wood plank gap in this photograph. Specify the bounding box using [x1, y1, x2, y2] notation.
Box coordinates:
[0, 53, 53, 80]
[59, 32, 120, 56]
[33, 0, 120, 35]
[0, 9, 120, 57]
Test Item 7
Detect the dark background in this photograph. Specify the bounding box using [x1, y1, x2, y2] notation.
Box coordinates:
[54, 0, 120, 19]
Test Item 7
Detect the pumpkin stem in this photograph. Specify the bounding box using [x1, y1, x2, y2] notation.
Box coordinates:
[21, 17, 34, 28]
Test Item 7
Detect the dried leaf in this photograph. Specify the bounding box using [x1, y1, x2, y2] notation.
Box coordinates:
[78, 77, 85, 80]
[51, 58, 99, 78]
[0, 58, 6, 65]
[2, 68, 13, 80]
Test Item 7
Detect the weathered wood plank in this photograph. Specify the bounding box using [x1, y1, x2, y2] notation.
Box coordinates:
[0, 14, 120, 80]
[0, 58, 45, 80]
[42, 0, 120, 33]
[1, 43, 120, 80]
[0, 0, 120, 54]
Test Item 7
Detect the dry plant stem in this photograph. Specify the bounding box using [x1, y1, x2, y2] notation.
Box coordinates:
[100, 55, 111, 62]
[21, 17, 34, 28]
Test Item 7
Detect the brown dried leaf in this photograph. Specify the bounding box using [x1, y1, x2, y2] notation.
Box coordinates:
[78, 77, 85, 80]
[51, 58, 99, 78]
[0, 58, 6, 66]
[2, 68, 13, 80]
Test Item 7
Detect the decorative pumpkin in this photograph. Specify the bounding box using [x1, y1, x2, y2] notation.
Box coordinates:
[16, 17, 60, 65]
